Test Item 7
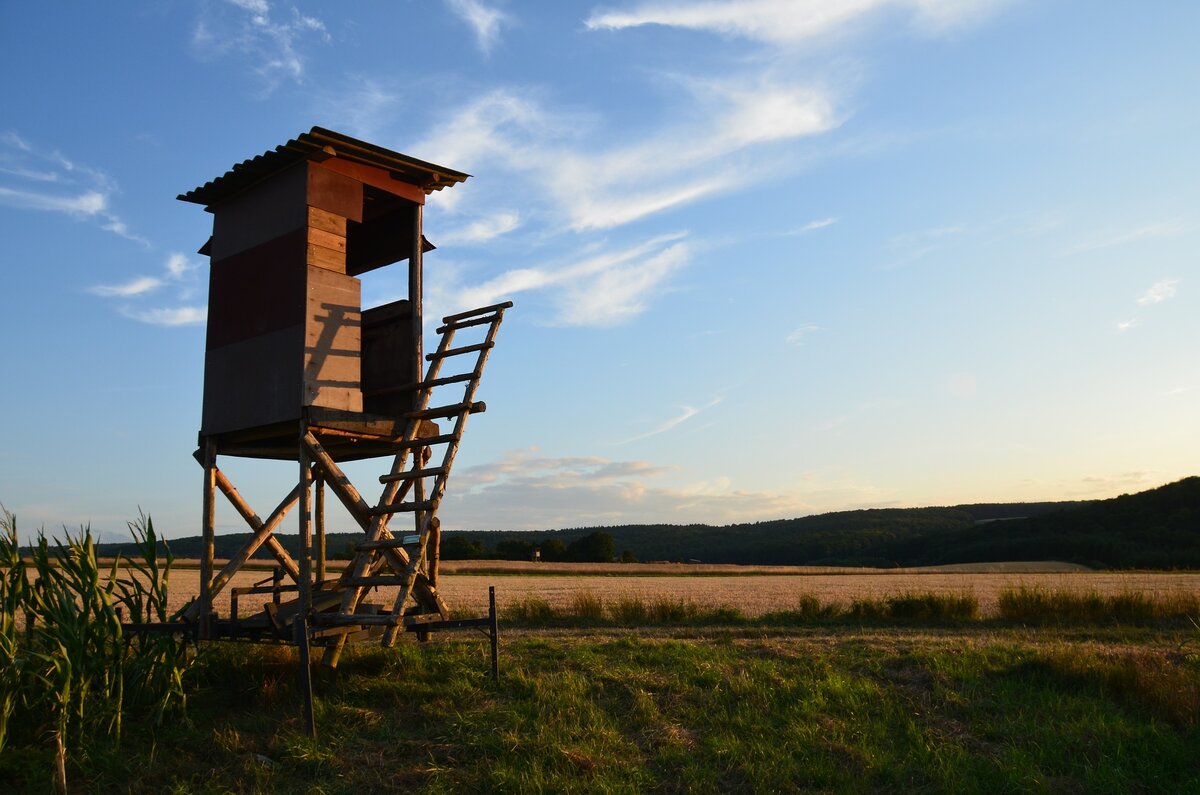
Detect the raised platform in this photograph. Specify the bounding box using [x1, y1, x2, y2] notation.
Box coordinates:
[196, 406, 441, 462]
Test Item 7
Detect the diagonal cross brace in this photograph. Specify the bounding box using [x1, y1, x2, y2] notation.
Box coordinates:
[182, 463, 306, 621]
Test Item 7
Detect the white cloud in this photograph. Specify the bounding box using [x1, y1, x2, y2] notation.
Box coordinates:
[558, 241, 690, 325]
[0, 135, 145, 244]
[437, 211, 522, 245]
[585, 0, 1007, 45]
[445, 0, 510, 54]
[89, 276, 164, 298]
[313, 79, 401, 141]
[443, 232, 690, 327]
[119, 306, 206, 327]
[165, 252, 198, 280]
[1069, 220, 1185, 254]
[192, 1, 329, 90]
[1137, 279, 1179, 306]
[442, 448, 808, 530]
[784, 217, 838, 235]
[416, 80, 839, 231]
[93, 253, 206, 326]
[785, 324, 821, 345]
[1115, 318, 1138, 333]
[615, 397, 722, 445]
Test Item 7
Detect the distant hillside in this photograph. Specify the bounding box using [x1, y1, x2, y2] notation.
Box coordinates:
[88, 478, 1199, 569]
[936, 477, 1200, 569]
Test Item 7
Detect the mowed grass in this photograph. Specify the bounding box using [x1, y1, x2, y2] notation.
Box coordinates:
[8, 626, 1197, 793]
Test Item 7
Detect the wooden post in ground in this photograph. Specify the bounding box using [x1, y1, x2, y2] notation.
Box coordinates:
[489, 585, 499, 681]
[200, 439, 216, 639]
[315, 473, 326, 584]
[295, 613, 317, 738]
[298, 425, 313, 618]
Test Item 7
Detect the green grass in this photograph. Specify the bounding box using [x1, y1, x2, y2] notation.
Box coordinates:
[2, 625, 1196, 793]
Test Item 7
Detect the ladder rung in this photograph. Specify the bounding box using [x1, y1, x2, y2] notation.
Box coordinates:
[404, 401, 485, 420]
[378, 373, 477, 396]
[379, 466, 447, 484]
[426, 342, 494, 361]
[441, 301, 513, 324]
[395, 433, 456, 449]
[437, 313, 499, 334]
[367, 500, 435, 516]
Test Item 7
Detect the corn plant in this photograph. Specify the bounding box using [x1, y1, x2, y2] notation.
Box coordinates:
[0, 508, 195, 791]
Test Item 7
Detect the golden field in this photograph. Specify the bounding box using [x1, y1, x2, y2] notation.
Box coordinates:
[151, 560, 1200, 621]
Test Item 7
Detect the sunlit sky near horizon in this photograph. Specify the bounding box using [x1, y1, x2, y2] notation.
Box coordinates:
[1, 1, 1197, 542]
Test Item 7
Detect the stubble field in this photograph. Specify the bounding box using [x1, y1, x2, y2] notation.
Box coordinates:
[160, 560, 1200, 620]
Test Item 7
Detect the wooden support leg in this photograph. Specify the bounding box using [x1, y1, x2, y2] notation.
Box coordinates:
[200, 439, 216, 639]
[315, 473, 326, 584]
[295, 612, 317, 739]
[299, 426, 313, 618]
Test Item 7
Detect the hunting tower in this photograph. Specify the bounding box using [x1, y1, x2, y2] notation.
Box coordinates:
[175, 128, 510, 676]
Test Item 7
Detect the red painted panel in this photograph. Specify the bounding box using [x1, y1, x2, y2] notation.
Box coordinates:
[206, 229, 308, 350]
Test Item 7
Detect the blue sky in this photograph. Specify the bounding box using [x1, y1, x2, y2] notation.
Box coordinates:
[1, 1, 1196, 541]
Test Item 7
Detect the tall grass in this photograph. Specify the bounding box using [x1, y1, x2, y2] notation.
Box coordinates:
[0, 507, 193, 792]
[998, 586, 1200, 624]
[500, 587, 1199, 628]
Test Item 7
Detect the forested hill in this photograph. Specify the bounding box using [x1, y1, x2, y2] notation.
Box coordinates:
[442, 478, 1198, 568]
[89, 477, 1199, 569]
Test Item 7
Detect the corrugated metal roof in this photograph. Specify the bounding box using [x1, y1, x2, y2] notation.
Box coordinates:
[178, 126, 470, 207]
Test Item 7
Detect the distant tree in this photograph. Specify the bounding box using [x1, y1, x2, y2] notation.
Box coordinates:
[620, 549, 637, 563]
[495, 539, 536, 561]
[442, 535, 486, 560]
[540, 538, 567, 562]
[566, 531, 614, 563]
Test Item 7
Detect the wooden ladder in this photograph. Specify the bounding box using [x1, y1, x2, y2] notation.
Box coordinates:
[319, 301, 512, 661]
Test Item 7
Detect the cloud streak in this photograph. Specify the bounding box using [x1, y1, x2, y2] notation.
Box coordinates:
[0, 134, 145, 244]
[615, 397, 722, 445]
[585, 0, 1009, 45]
[440, 232, 691, 327]
[192, 1, 329, 91]
[442, 448, 808, 530]
[445, 0, 510, 54]
[1137, 279, 1179, 306]
[92, 252, 206, 327]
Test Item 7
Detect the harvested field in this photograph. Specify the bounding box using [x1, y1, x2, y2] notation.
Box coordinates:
[157, 564, 1200, 620]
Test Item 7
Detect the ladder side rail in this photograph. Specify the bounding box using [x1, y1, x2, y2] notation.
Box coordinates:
[382, 308, 509, 644]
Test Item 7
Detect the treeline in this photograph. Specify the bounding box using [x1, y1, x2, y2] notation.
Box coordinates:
[86, 477, 1200, 570]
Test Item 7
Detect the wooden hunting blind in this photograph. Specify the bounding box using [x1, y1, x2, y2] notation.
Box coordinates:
[172, 128, 510, 685]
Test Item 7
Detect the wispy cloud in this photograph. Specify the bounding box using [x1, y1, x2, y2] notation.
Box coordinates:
[443, 447, 807, 530]
[1137, 279, 1179, 306]
[0, 134, 145, 244]
[445, 0, 510, 55]
[785, 324, 821, 345]
[615, 397, 723, 445]
[192, 1, 329, 91]
[88, 276, 163, 298]
[437, 211, 522, 245]
[416, 79, 840, 232]
[784, 217, 838, 236]
[92, 252, 205, 327]
[1113, 278, 1180, 333]
[585, 0, 1009, 45]
[118, 306, 206, 327]
[1114, 318, 1138, 333]
[438, 232, 690, 326]
[1068, 220, 1185, 254]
